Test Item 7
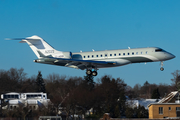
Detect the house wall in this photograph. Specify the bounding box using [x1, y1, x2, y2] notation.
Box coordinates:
[149, 104, 180, 119]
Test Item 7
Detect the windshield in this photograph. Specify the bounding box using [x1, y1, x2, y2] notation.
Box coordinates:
[155, 48, 166, 52]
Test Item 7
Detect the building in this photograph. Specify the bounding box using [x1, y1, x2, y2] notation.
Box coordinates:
[148, 91, 180, 119]
[1, 92, 50, 110]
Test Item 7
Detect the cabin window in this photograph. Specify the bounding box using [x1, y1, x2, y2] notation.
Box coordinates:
[159, 107, 163, 114]
[101, 55, 103, 57]
[123, 53, 125, 55]
[84, 56, 85, 58]
[136, 52, 138, 55]
[169, 107, 171, 111]
[119, 53, 121, 56]
[96, 55, 98, 57]
[114, 54, 116, 56]
[110, 54, 112, 56]
[128, 53, 130, 55]
[88, 55, 90, 58]
[132, 52, 134, 55]
[105, 54, 107, 57]
[92, 55, 94, 58]
[146, 51, 148, 54]
[141, 52, 143, 54]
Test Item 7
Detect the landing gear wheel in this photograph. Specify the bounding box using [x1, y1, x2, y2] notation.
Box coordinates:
[160, 61, 164, 71]
[160, 67, 164, 71]
[92, 71, 98, 76]
[86, 70, 92, 75]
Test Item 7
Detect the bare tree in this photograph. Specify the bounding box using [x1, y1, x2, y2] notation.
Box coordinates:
[171, 70, 180, 91]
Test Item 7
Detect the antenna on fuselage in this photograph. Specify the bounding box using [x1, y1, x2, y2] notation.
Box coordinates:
[128, 47, 130, 49]
[92, 49, 95, 51]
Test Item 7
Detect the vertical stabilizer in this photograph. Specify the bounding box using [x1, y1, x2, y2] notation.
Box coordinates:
[19, 35, 56, 58]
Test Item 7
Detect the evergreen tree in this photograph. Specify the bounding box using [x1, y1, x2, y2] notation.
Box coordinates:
[125, 106, 134, 118]
[151, 88, 160, 99]
[137, 105, 148, 118]
[144, 81, 150, 86]
[36, 71, 46, 93]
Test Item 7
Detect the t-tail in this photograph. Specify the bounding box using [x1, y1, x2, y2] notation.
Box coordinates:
[6, 35, 72, 59]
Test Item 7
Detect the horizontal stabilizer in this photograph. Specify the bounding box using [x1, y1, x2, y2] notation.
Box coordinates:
[5, 35, 42, 41]
[5, 38, 26, 40]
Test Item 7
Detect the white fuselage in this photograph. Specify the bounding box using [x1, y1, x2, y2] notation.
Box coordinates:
[70, 47, 175, 69]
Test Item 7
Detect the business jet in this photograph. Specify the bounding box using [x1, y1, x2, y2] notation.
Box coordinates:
[7, 35, 175, 76]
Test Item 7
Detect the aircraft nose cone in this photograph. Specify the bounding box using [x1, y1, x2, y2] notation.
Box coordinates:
[169, 53, 175, 59]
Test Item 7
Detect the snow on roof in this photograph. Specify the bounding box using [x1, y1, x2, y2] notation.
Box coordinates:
[4, 92, 20, 95]
[126, 99, 159, 109]
[158, 91, 178, 103]
[3, 92, 45, 95]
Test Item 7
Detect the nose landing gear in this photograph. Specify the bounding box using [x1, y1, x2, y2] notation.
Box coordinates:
[160, 61, 164, 71]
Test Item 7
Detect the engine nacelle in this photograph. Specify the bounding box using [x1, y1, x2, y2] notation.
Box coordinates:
[62, 52, 72, 59]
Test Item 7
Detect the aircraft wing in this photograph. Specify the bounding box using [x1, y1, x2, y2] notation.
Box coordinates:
[48, 57, 117, 70]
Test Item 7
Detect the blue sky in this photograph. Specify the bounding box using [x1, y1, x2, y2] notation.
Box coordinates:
[1, 0, 179, 87]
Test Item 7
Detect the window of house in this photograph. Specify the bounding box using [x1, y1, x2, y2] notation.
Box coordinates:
[159, 107, 163, 114]
[176, 107, 180, 111]
[169, 107, 171, 111]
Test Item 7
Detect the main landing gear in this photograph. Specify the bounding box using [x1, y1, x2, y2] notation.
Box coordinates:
[160, 61, 164, 71]
[86, 69, 98, 76]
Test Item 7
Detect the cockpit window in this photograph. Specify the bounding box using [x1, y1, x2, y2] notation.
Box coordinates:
[155, 48, 166, 52]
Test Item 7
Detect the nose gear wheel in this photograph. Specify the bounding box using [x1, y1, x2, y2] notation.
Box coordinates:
[160, 61, 164, 71]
